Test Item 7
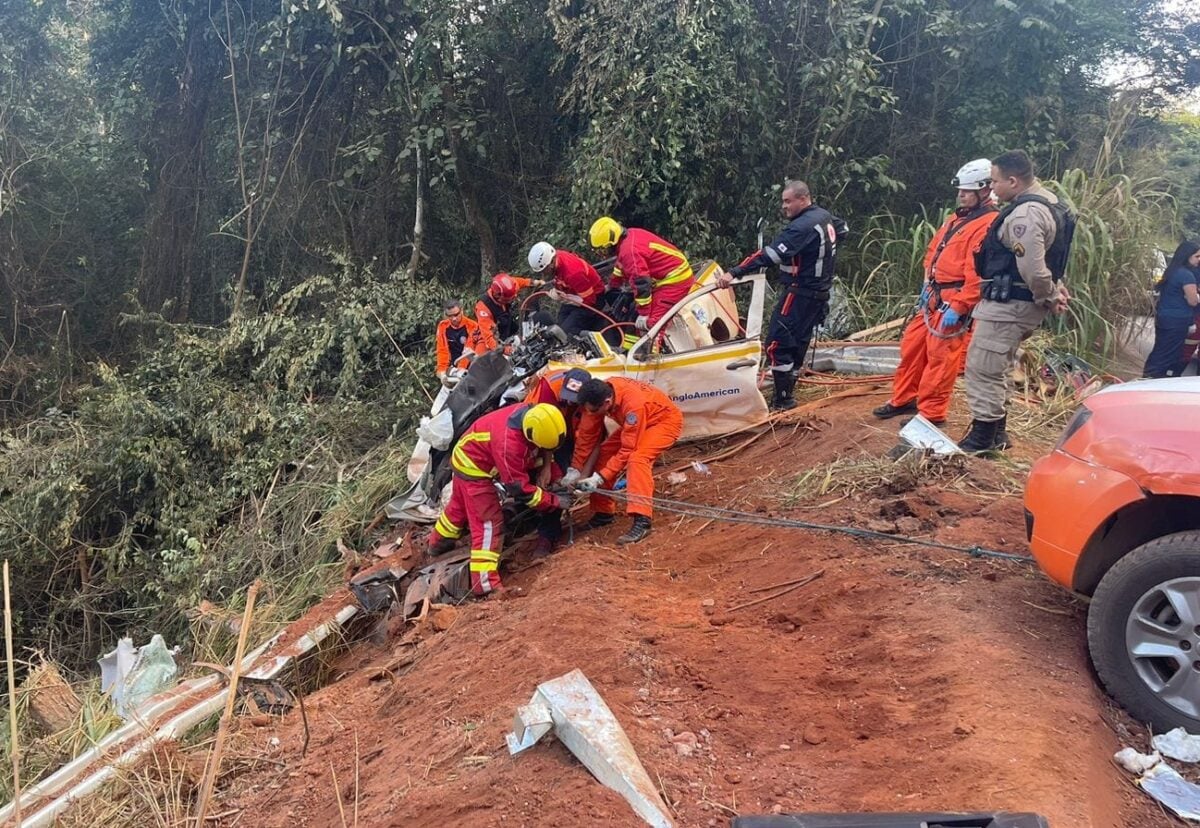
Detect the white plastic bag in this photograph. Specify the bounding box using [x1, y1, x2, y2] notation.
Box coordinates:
[99, 634, 179, 719]
[417, 408, 455, 451]
[1154, 728, 1200, 763]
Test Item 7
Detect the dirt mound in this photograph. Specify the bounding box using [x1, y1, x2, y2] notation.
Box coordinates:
[217, 390, 1167, 827]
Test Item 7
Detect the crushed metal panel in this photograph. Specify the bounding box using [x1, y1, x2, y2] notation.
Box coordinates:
[506, 669, 674, 828]
[809, 343, 901, 375]
[349, 564, 409, 613]
[403, 552, 471, 617]
[242, 679, 297, 715]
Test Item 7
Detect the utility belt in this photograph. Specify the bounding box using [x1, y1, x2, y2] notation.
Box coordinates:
[981, 273, 1036, 304]
[781, 280, 830, 301]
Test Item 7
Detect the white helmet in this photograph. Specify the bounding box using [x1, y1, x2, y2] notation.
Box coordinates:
[951, 158, 992, 191]
[528, 241, 556, 273]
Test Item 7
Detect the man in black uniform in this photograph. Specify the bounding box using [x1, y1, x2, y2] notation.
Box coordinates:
[719, 180, 846, 410]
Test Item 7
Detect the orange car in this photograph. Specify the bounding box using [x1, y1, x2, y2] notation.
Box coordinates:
[1025, 377, 1200, 731]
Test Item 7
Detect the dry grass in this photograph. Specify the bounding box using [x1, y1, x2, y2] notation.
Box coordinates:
[782, 451, 971, 505]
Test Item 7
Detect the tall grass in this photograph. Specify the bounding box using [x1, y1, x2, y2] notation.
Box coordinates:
[837, 150, 1175, 364]
[836, 208, 940, 335]
[1045, 157, 1173, 359]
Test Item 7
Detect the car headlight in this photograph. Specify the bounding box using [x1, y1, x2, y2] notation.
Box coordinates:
[1055, 406, 1092, 451]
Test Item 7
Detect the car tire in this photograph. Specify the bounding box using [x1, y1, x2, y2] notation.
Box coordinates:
[1088, 531, 1200, 733]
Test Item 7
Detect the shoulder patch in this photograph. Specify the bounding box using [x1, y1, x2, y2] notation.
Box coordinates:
[777, 242, 788, 253]
[625, 412, 639, 426]
[1012, 223, 1027, 238]
[1013, 242, 1026, 257]
[827, 224, 837, 243]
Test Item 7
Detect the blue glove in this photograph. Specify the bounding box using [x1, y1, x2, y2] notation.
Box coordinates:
[939, 307, 962, 331]
[918, 283, 932, 305]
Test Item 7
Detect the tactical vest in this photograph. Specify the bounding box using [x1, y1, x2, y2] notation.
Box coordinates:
[480, 294, 520, 341]
[975, 193, 1076, 303]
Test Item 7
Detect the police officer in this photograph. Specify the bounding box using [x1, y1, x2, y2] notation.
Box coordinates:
[718, 180, 846, 410]
[962, 150, 1074, 453]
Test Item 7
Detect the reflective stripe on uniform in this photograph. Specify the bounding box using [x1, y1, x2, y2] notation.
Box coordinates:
[634, 295, 652, 306]
[434, 513, 463, 539]
[647, 242, 692, 286]
[622, 333, 640, 349]
[469, 549, 500, 572]
[451, 432, 495, 478]
[527, 487, 545, 508]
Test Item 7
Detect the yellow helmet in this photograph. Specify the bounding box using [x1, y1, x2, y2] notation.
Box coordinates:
[589, 216, 623, 249]
[521, 403, 567, 450]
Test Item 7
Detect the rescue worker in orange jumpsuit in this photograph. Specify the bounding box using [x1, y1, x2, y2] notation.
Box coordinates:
[473, 273, 545, 354]
[427, 403, 568, 595]
[527, 242, 608, 336]
[565, 377, 683, 545]
[873, 159, 998, 426]
[588, 217, 695, 345]
[435, 299, 480, 387]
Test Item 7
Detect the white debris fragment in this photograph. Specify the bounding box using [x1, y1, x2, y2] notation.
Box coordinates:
[1140, 762, 1200, 820]
[1154, 728, 1200, 764]
[1114, 747, 1161, 774]
[98, 635, 178, 720]
[506, 669, 674, 828]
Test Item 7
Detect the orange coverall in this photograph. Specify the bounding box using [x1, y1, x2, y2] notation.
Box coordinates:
[435, 316, 480, 374]
[888, 206, 997, 422]
[571, 378, 683, 519]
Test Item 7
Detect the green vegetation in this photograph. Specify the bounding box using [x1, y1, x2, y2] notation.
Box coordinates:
[0, 0, 1197, 807]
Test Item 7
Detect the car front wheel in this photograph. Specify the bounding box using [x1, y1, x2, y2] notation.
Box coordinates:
[1088, 531, 1200, 733]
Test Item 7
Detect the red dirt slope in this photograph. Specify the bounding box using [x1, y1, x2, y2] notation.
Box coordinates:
[218, 389, 1169, 827]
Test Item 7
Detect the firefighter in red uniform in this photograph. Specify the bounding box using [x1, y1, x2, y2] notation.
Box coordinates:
[873, 159, 997, 425]
[427, 403, 568, 595]
[588, 217, 695, 343]
[474, 273, 544, 354]
[435, 299, 480, 387]
[528, 242, 607, 336]
[566, 377, 684, 545]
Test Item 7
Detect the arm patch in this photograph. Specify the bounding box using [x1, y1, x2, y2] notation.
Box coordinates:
[625, 412, 639, 426]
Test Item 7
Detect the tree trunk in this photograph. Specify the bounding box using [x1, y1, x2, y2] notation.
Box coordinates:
[443, 106, 497, 281]
[137, 29, 215, 321]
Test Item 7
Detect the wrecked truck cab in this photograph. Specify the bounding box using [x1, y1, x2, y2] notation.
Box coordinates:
[547, 266, 770, 440]
[388, 264, 771, 522]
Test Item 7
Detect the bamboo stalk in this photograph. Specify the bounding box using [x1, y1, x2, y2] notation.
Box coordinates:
[193, 579, 260, 827]
[4, 561, 21, 826]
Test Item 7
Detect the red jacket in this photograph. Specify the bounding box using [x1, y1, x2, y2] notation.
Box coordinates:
[552, 251, 605, 308]
[571, 378, 683, 485]
[450, 404, 560, 511]
[922, 207, 997, 314]
[474, 276, 533, 353]
[610, 228, 693, 292]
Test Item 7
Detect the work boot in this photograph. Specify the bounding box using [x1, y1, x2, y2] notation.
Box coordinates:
[617, 516, 652, 545]
[770, 370, 798, 411]
[958, 418, 1004, 454]
[872, 399, 917, 420]
[531, 536, 556, 559]
[994, 415, 1012, 450]
[427, 534, 457, 556]
[580, 512, 615, 531]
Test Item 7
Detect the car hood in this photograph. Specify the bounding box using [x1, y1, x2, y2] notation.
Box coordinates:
[1068, 378, 1200, 497]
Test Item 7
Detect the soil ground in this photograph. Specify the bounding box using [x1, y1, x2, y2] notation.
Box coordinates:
[216, 384, 1174, 828]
